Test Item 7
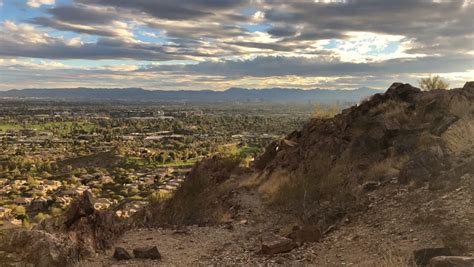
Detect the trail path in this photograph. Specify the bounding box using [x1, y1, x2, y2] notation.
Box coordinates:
[79, 174, 474, 266]
[80, 188, 289, 266]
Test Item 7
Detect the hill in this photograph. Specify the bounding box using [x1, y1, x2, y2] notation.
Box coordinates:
[0, 87, 380, 104]
[1, 82, 473, 266]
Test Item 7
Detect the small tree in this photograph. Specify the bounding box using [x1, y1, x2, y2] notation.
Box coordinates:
[419, 75, 449, 91]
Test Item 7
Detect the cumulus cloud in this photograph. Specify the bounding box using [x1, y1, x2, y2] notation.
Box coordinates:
[0, 21, 183, 60]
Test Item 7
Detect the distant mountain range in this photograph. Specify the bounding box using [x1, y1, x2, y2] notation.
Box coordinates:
[0, 87, 382, 104]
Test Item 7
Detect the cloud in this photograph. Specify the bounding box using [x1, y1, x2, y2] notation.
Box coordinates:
[263, 0, 474, 54]
[77, 0, 251, 20]
[30, 5, 134, 38]
[1, 0, 473, 90]
[0, 21, 183, 60]
[140, 55, 474, 78]
[27, 0, 55, 8]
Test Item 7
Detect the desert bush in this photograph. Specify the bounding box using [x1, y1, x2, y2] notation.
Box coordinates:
[312, 104, 341, 119]
[419, 75, 449, 91]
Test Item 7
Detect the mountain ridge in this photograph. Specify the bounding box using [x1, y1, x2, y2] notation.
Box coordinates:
[0, 87, 381, 103]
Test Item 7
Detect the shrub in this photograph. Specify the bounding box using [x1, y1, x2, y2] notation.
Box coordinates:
[419, 75, 449, 91]
[312, 104, 341, 119]
[33, 212, 50, 223]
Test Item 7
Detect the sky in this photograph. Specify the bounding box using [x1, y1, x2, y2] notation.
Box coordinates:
[0, 0, 472, 91]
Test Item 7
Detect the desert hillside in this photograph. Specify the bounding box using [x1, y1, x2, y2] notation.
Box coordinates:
[1, 82, 473, 266]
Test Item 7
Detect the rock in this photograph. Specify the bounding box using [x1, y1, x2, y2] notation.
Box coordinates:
[463, 81, 474, 94]
[400, 147, 449, 185]
[385, 83, 421, 101]
[362, 181, 380, 191]
[287, 225, 321, 244]
[260, 234, 297, 255]
[113, 247, 132, 261]
[431, 115, 458, 136]
[282, 139, 298, 147]
[133, 246, 161, 260]
[172, 229, 190, 235]
[0, 229, 73, 267]
[64, 191, 95, 228]
[428, 256, 474, 267]
[414, 247, 453, 266]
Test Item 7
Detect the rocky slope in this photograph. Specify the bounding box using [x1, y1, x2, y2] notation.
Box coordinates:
[0, 192, 128, 266]
[1, 82, 473, 266]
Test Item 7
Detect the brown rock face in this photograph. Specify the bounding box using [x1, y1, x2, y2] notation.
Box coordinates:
[260, 234, 298, 255]
[64, 191, 95, 228]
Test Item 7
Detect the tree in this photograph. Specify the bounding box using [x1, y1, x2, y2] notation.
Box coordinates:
[419, 75, 449, 91]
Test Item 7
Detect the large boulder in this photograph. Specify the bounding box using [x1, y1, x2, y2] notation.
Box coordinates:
[260, 234, 297, 255]
[133, 246, 161, 260]
[113, 247, 132, 261]
[385, 83, 421, 102]
[0, 229, 76, 267]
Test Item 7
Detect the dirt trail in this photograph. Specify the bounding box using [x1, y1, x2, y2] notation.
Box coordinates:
[78, 172, 474, 266]
[79, 187, 283, 266]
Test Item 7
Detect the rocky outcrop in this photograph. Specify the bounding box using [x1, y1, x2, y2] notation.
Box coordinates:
[0, 191, 127, 266]
[257, 82, 474, 195]
[253, 82, 474, 256]
[64, 190, 95, 227]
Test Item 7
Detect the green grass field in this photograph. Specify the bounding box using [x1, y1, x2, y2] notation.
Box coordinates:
[0, 121, 96, 134]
